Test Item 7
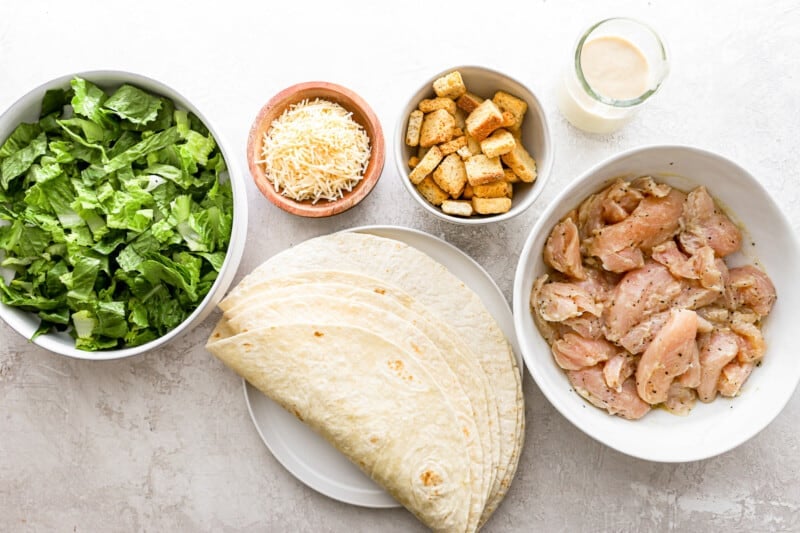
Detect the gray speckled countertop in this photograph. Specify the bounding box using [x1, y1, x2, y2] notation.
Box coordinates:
[1, 1, 799, 531]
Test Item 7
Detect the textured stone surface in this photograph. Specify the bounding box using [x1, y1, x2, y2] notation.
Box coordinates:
[1, 1, 799, 531]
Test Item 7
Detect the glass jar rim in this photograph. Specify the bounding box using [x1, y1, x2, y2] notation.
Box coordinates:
[574, 17, 669, 108]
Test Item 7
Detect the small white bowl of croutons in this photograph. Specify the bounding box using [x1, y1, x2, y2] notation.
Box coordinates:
[513, 144, 800, 462]
[395, 66, 553, 224]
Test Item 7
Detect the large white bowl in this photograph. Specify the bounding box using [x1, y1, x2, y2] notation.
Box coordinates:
[0, 71, 248, 360]
[395, 65, 554, 225]
[513, 145, 800, 462]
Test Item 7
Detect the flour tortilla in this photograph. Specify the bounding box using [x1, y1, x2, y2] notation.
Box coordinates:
[221, 271, 500, 502]
[207, 324, 472, 532]
[216, 291, 489, 525]
[222, 232, 523, 521]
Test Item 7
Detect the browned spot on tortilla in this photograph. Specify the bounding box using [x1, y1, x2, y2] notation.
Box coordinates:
[243, 342, 253, 352]
[420, 470, 443, 487]
[388, 360, 404, 371]
[213, 332, 221, 338]
[292, 408, 304, 422]
[314, 331, 324, 337]
[462, 427, 470, 438]
[374, 288, 386, 295]
[242, 328, 248, 333]
[369, 436, 378, 444]
[410, 342, 422, 354]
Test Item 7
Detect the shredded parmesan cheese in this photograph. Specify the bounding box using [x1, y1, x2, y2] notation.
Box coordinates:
[259, 98, 372, 203]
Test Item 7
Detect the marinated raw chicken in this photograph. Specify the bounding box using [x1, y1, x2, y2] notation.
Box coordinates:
[585, 188, 685, 273]
[635, 309, 698, 404]
[679, 186, 742, 257]
[567, 365, 651, 420]
[544, 218, 586, 280]
[696, 329, 740, 402]
[552, 333, 618, 370]
[531, 177, 776, 420]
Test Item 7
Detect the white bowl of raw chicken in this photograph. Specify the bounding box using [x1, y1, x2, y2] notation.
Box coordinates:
[513, 145, 800, 462]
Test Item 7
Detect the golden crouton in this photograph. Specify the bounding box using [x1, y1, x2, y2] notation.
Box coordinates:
[418, 97, 457, 115]
[454, 108, 466, 130]
[451, 127, 464, 137]
[439, 135, 467, 156]
[433, 154, 468, 198]
[480, 129, 516, 158]
[457, 92, 485, 113]
[492, 91, 528, 131]
[406, 109, 423, 147]
[408, 145, 443, 184]
[464, 154, 504, 186]
[503, 167, 520, 184]
[441, 200, 474, 217]
[417, 175, 449, 206]
[465, 100, 504, 141]
[456, 145, 472, 159]
[500, 111, 516, 128]
[408, 156, 420, 168]
[472, 196, 512, 215]
[462, 183, 474, 199]
[420, 109, 455, 147]
[465, 132, 482, 155]
[433, 71, 467, 99]
[501, 142, 537, 183]
[473, 180, 512, 198]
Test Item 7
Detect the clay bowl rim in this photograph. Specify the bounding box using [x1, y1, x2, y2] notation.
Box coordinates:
[247, 81, 385, 218]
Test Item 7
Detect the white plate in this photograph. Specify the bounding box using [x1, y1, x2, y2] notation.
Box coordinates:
[243, 225, 521, 508]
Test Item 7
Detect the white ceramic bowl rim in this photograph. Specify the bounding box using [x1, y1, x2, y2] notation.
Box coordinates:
[394, 64, 554, 225]
[513, 143, 800, 462]
[0, 70, 248, 360]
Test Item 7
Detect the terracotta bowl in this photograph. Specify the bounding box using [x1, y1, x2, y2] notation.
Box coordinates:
[247, 82, 385, 217]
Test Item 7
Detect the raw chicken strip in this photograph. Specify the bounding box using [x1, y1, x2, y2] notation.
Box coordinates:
[603, 353, 638, 392]
[630, 176, 671, 198]
[718, 361, 755, 397]
[552, 332, 618, 370]
[726, 265, 777, 317]
[663, 383, 698, 416]
[679, 186, 742, 257]
[602, 179, 643, 223]
[617, 311, 670, 354]
[604, 262, 683, 343]
[676, 340, 701, 388]
[586, 188, 685, 273]
[577, 192, 605, 241]
[731, 320, 766, 363]
[544, 218, 586, 280]
[652, 242, 725, 292]
[534, 280, 602, 322]
[635, 309, 698, 404]
[567, 365, 651, 420]
[697, 329, 740, 402]
[530, 275, 568, 345]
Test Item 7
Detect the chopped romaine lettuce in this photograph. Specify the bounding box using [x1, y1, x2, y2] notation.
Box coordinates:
[0, 77, 233, 350]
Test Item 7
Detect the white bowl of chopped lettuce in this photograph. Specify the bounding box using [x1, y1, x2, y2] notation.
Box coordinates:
[0, 71, 247, 359]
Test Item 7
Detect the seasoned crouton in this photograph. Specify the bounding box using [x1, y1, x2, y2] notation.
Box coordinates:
[456, 145, 472, 159]
[465, 100, 504, 141]
[433, 154, 468, 198]
[417, 175, 449, 206]
[406, 109, 423, 147]
[501, 142, 537, 183]
[500, 111, 516, 128]
[418, 97, 457, 115]
[503, 167, 520, 184]
[472, 196, 512, 215]
[474, 180, 512, 198]
[408, 156, 420, 168]
[441, 200, 474, 217]
[462, 183, 474, 199]
[433, 71, 467, 99]
[457, 92, 485, 113]
[464, 154, 504, 186]
[420, 109, 455, 147]
[492, 91, 528, 131]
[451, 127, 464, 137]
[480, 129, 516, 158]
[439, 135, 467, 156]
[454, 108, 466, 130]
[465, 132, 482, 155]
[408, 145, 443, 184]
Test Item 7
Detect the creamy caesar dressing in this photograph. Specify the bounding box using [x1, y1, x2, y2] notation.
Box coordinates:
[580, 36, 650, 100]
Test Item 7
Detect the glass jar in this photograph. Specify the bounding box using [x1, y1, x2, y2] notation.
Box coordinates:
[557, 17, 669, 134]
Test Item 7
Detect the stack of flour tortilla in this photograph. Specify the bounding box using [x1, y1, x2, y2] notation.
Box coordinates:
[206, 232, 524, 532]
